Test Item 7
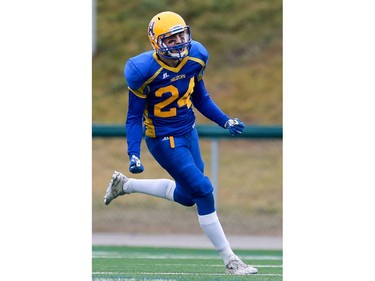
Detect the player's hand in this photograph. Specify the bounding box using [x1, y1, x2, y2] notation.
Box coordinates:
[225, 118, 245, 136]
[129, 155, 144, 174]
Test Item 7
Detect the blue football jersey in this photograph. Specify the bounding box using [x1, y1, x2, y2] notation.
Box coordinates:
[124, 40, 229, 157]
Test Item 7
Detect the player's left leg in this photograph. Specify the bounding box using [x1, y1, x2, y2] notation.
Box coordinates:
[184, 129, 258, 274]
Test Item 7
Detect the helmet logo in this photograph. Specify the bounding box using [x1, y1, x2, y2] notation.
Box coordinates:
[148, 21, 155, 38]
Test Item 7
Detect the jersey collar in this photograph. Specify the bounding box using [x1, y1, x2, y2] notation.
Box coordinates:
[153, 52, 189, 73]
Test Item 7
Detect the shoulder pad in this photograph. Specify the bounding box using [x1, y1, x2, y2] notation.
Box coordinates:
[124, 51, 155, 90]
[189, 40, 208, 64]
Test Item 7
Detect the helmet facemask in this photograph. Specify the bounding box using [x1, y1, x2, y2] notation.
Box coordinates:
[156, 26, 192, 60]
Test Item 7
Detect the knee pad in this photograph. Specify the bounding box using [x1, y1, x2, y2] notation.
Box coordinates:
[190, 176, 213, 198]
[189, 176, 215, 215]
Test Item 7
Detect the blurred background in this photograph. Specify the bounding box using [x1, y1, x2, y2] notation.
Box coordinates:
[92, 0, 282, 238]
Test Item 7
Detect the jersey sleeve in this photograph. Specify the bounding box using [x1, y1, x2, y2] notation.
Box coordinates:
[191, 78, 230, 128]
[124, 59, 148, 98]
[125, 90, 146, 158]
[191, 41, 209, 81]
[124, 58, 148, 158]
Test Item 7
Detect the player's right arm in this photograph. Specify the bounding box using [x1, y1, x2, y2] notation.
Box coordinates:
[124, 58, 148, 173]
[126, 91, 145, 173]
[125, 90, 145, 159]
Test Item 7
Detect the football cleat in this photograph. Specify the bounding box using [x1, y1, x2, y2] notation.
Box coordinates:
[104, 171, 128, 205]
[225, 256, 258, 275]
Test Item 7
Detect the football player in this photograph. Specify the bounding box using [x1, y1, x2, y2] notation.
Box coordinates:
[104, 11, 257, 275]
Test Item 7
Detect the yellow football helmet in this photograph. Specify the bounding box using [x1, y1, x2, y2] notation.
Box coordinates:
[148, 11, 192, 60]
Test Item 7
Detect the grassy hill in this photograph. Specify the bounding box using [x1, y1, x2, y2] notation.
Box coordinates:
[92, 0, 282, 125]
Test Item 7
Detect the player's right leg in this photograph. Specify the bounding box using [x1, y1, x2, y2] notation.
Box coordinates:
[104, 171, 127, 205]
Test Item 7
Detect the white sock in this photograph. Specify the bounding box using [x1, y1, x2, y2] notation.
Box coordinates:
[198, 211, 235, 265]
[124, 178, 175, 201]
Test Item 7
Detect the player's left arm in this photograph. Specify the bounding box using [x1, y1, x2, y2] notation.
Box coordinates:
[191, 79, 228, 126]
[191, 79, 245, 135]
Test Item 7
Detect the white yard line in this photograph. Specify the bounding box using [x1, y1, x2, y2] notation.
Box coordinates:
[93, 271, 283, 277]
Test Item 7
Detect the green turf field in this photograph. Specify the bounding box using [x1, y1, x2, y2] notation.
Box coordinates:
[92, 246, 282, 280]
